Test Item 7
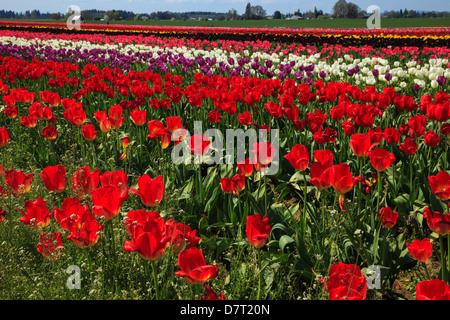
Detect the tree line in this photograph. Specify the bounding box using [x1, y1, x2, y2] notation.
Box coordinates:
[0, 2, 448, 21]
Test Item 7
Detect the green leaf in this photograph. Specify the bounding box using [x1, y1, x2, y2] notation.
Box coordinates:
[279, 235, 295, 252]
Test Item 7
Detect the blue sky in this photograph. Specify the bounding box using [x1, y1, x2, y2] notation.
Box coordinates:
[2, 0, 449, 15]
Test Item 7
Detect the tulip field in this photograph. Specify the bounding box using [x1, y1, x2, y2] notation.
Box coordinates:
[0, 21, 449, 301]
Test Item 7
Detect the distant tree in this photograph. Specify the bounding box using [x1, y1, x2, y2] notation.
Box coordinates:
[332, 0, 348, 18]
[273, 10, 281, 19]
[314, 6, 318, 18]
[226, 8, 238, 20]
[346, 2, 360, 18]
[245, 3, 252, 19]
[251, 5, 266, 19]
[399, 9, 403, 17]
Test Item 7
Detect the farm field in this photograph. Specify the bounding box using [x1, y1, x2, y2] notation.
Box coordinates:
[1, 17, 450, 28]
[0, 20, 449, 303]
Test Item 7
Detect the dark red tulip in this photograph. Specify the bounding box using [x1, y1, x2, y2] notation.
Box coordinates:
[399, 137, 418, 156]
[40, 125, 58, 140]
[377, 207, 398, 229]
[37, 232, 64, 260]
[424, 130, 440, 147]
[384, 127, 400, 145]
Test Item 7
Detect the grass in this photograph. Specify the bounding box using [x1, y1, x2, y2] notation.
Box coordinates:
[2, 17, 450, 29]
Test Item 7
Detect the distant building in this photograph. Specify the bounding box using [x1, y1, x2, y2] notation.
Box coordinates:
[286, 15, 303, 20]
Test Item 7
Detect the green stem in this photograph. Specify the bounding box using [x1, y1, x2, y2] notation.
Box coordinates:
[256, 248, 262, 300]
[151, 260, 160, 300]
[440, 235, 447, 282]
[423, 262, 431, 280]
[302, 171, 307, 240]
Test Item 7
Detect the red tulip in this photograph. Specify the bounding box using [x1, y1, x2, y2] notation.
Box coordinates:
[66, 214, 103, 249]
[349, 133, 373, 157]
[53, 197, 91, 232]
[130, 109, 147, 126]
[165, 219, 201, 252]
[246, 213, 271, 248]
[324, 262, 367, 300]
[100, 170, 128, 192]
[20, 115, 37, 128]
[70, 166, 100, 199]
[399, 137, 418, 156]
[406, 238, 433, 263]
[124, 218, 171, 261]
[92, 186, 128, 221]
[17, 197, 51, 229]
[220, 177, 233, 194]
[416, 279, 450, 300]
[408, 114, 426, 137]
[0, 127, 9, 147]
[124, 209, 163, 238]
[309, 149, 334, 190]
[166, 116, 182, 133]
[377, 207, 398, 229]
[37, 232, 64, 260]
[200, 285, 226, 300]
[384, 127, 400, 145]
[147, 120, 165, 139]
[174, 247, 219, 284]
[251, 141, 275, 170]
[0, 207, 5, 226]
[237, 157, 254, 177]
[63, 105, 86, 127]
[40, 125, 58, 140]
[208, 110, 221, 123]
[4, 168, 34, 197]
[129, 174, 164, 207]
[424, 130, 441, 147]
[284, 144, 309, 171]
[369, 148, 396, 172]
[428, 171, 450, 201]
[81, 124, 98, 141]
[41, 165, 66, 193]
[231, 174, 245, 193]
[189, 134, 211, 156]
[423, 207, 450, 235]
[323, 163, 355, 195]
